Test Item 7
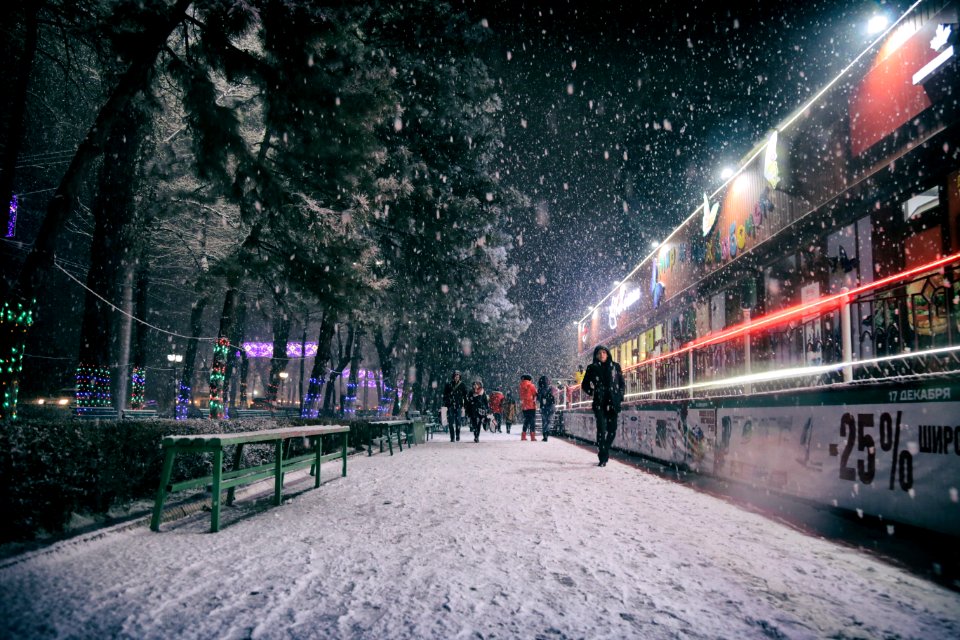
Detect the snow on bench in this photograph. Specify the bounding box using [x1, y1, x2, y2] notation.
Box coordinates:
[150, 425, 350, 533]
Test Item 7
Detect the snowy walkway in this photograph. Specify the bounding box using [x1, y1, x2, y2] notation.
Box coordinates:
[1, 433, 959, 639]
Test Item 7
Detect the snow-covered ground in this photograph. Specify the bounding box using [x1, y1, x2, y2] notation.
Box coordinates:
[1, 432, 958, 639]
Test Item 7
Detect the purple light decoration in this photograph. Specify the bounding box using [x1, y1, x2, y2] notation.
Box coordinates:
[242, 342, 318, 358]
[6, 195, 17, 238]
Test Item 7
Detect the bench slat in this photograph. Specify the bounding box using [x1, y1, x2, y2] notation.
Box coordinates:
[162, 425, 349, 448]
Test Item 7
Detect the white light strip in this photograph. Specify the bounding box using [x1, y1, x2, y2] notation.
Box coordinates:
[623, 344, 960, 399]
[912, 45, 954, 84]
[566, 345, 960, 407]
[577, 1, 924, 326]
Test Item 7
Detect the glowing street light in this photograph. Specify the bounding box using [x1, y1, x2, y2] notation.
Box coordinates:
[167, 353, 184, 415]
[720, 167, 735, 180]
[867, 14, 889, 35]
[278, 371, 289, 406]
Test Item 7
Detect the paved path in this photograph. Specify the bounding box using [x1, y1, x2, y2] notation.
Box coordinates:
[1, 433, 958, 639]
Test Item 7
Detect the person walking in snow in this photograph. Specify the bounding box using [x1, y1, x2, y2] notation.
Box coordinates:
[488, 389, 505, 432]
[519, 374, 538, 441]
[466, 380, 490, 443]
[503, 392, 517, 434]
[537, 375, 558, 442]
[580, 345, 625, 467]
[443, 370, 468, 442]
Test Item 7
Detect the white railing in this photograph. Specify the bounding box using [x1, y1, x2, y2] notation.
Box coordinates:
[569, 254, 960, 408]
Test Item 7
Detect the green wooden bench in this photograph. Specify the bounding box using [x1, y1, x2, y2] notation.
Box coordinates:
[151, 425, 349, 533]
[366, 420, 415, 456]
[122, 409, 158, 420]
[234, 409, 273, 419]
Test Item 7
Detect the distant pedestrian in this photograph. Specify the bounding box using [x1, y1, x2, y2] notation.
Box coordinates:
[580, 345, 625, 467]
[466, 380, 489, 443]
[519, 374, 538, 441]
[489, 389, 505, 432]
[443, 370, 468, 442]
[537, 375, 558, 441]
[503, 392, 517, 434]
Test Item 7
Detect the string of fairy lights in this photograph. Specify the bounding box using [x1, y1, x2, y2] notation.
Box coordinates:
[44, 261, 402, 419]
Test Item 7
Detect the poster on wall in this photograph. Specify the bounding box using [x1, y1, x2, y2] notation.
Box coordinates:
[716, 396, 960, 535]
[567, 404, 717, 471]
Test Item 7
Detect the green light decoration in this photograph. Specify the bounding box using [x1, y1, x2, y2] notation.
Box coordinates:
[0, 300, 34, 421]
[209, 337, 229, 419]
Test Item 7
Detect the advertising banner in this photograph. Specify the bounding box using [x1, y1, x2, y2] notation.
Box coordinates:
[565, 386, 960, 535]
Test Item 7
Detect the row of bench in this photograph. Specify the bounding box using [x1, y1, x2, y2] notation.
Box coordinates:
[151, 419, 420, 533]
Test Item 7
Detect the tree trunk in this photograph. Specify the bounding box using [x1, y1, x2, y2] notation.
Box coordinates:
[113, 264, 135, 413]
[129, 260, 149, 409]
[322, 321, 354, 415]
[343, 329, 363, 416]
[178, 293, 210, 419]
[0, 2, 38, 247]
[225, 292, 247, 413]
[302, 310, 335, 418]
[298, 311, 308, 416]
[373, 320, 402, 417]
[209, 286, 240, 419]
[239, 350, 250, 408]
[76, 98, 149, 413]
[266, 302, 292, 406]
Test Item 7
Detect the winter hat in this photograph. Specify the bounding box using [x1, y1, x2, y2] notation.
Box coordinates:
[521, 374, 533, 381]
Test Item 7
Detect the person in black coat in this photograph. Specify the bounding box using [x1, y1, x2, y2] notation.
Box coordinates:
[465, 380, 490, 443]
[580, 345, 625, 467]
[443, 371, 469, 442]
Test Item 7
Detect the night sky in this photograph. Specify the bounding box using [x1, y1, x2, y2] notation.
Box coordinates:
[457, 0, 910, 383]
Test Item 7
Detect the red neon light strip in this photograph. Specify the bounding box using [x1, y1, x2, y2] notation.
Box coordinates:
[624, 252, 960, 372]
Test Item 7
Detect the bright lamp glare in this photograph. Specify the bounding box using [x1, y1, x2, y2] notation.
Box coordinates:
[867, 14, 889, 34]
[720, 167, 735, 180]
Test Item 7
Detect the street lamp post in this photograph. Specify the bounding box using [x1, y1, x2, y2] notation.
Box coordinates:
[167, 353, 183, 417]
[278, 371, 289, 407]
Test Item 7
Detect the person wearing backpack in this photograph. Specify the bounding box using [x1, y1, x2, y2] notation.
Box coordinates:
[503, 392, 517, 434]
[537, 375, 558, 441]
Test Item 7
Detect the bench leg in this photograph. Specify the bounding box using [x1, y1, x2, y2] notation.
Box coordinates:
[313, 436, 322, 489]
[387, 425, 394, 455]
[341, 431, 348, 477]
[211, 448, 223, 533]
[367, 423, 373, 457]
[150, 448, 176, 532]
[397, 424, 404, 452]
[274, 440, 284, 506]
[226, 443, 245, 506]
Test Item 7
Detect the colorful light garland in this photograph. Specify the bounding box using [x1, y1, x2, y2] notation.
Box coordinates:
[208, 337, 229, 418]
[76, 363, 111, 411]
[0, 299, 33, 420]
[176, 382, 191, 420]
[130, 367, 146, 409]
[302, 376, 323, 418]
[6, 195, 17, 238]
[242, 341, 319, 358]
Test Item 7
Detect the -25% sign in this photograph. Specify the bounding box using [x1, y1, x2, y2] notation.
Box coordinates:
[829, 411, 913, 490]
